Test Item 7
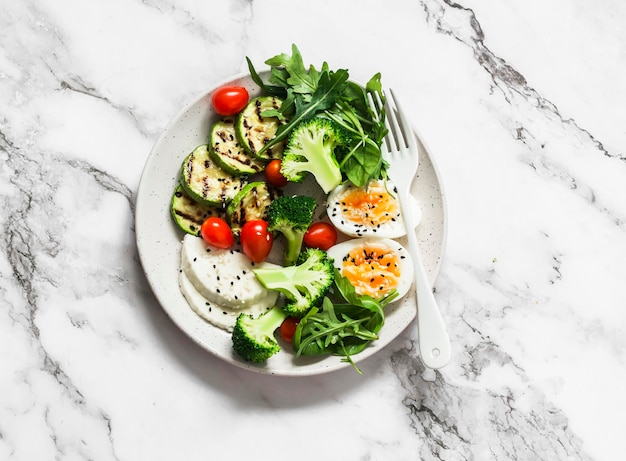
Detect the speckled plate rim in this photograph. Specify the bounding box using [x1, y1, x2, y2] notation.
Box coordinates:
[135, 70, 448, 376]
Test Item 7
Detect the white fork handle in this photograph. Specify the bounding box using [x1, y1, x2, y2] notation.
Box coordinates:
[400, 190, 451, 369]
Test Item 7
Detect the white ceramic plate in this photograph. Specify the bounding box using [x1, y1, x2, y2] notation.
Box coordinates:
[135, 71, 447, 376]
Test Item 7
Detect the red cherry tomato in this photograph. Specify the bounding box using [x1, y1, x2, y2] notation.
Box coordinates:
[304, 222, 338, 251]
[280, 317, 299, 343]
[240, 220, 273, 263]
[265, 159, 288, 187]
[200, 217, 234, 249]
[211, 86, 249, 116]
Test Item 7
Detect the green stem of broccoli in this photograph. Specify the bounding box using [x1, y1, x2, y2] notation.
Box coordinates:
[257, 305, 289, 336]
[280, 227, 306, 266]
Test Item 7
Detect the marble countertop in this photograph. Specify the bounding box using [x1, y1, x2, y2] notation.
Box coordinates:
[1, 1, 624, 460]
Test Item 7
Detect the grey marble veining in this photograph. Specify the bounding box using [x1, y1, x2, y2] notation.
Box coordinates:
[1, 0, 624, 460]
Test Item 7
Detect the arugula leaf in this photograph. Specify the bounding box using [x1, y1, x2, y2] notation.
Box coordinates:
[245, 57, 286, 98]
[293, 271, 397, 373]
[246, 45, 388, 185]
[258, 69, 349, 155]
[266, 44, 319, 96]
[294, 298, 380, 364]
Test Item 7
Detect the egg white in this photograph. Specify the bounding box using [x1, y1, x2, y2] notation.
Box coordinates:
[325, 180, 421, 238]
[327, 237, 414, 302]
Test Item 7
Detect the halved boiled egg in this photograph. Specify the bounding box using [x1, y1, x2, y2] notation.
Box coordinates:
[325, 179, 421, 238]
[327, 237, 414, 302]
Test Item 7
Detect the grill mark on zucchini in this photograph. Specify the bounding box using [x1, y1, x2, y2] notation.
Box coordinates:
[236, 96, 287, 161]
[226, 181, 282, 236]
[241, 118, 255, 154]
[171, 184, 226, 235]
[210, 119, 265, 175]
[254, 99, 263, 119]
[180, 144, 247, 208]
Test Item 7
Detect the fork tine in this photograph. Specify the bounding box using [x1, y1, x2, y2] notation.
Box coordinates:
[388, 89, 417, 151]
[368, 91, 393, 153]
[383, 89, 403, 152]
[367, 91, 383, 123]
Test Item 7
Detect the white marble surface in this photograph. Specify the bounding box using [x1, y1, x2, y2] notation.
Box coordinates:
[1, 0, 624, 459]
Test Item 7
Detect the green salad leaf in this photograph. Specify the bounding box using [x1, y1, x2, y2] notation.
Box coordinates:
[293, 269, 398, 374]
[246, 44, 388, 187]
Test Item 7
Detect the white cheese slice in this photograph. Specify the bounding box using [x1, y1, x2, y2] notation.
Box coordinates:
[178, 234, 280, 332]
[180, 234, 279, 310]
[179, 270, 274, 332]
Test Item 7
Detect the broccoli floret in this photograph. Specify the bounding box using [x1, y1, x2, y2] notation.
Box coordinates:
[231, 306, 288, 363]
[267, 194, 316, 266]
[280, 117, 345, 194]
[253, 247, 335, 318]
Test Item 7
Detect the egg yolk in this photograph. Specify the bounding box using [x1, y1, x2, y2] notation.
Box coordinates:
[339, 182, 398, 228]
[341, 242, 401, 299]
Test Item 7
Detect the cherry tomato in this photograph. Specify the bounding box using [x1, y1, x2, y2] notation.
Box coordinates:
[265, 159, 288, 187]
[240, 219, 273, 263]
[304, 222, 338, 250]
[200, 217, 234, 249]
[211, 85, 249, 116]
[280, 317, 299, 343]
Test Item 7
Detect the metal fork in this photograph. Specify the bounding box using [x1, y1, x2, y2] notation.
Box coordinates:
[369, 89, 451, 369]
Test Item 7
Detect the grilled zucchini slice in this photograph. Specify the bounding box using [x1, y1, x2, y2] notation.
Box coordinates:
[171, 184, 226, 236]
[180, 144, 247, 208]
[236, 96, 286, 161]
[226, 181, 282, 236]
[209, 118, 265, 176]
